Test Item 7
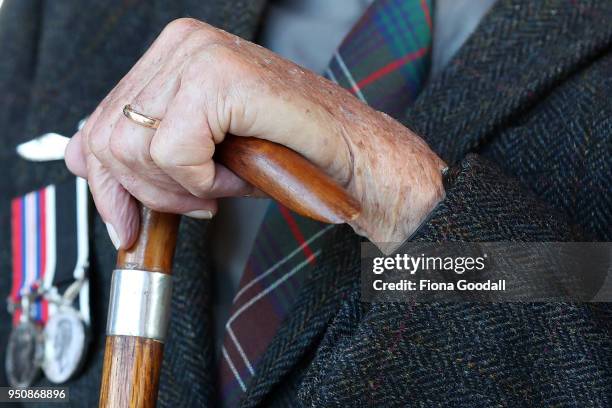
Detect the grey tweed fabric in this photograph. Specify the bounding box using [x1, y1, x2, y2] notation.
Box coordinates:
[0, 0, 610, 407]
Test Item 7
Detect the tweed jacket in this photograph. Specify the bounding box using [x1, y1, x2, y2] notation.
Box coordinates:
[0, 0, 610, 407]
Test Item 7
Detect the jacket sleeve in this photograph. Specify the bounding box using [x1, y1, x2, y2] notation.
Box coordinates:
[297, 155, 608, 408]
[411, 153, 581, 242]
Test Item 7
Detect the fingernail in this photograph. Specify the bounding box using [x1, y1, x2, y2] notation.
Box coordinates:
[184, 210, 214, 219]
[105, 222, 121, 249]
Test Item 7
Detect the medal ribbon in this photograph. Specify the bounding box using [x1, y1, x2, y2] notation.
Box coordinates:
[10, 186, 56, 326]
[10, 178, 90, 327]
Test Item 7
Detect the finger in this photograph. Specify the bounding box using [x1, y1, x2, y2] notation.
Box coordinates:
[86, 155, 140, 249]
[85, 19, 206, 192]
[210, 163, 256, 198]
[87, 149, 216, 249]
[67, 103, 105, 179]
[65, 131, 87, 178]
[113, 168, 218, 216]
[80, 20, 214, 247]
[87, 55, 214, 237]
[150, 80, 254, 199]
[106, 67, 181, 190]
[107, 29, 227, 191]
[90, 114, 217, 217]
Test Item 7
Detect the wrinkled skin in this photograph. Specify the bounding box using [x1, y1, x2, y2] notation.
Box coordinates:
[65, 18, 446, 250]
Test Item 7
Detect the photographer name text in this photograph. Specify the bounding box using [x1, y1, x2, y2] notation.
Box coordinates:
[373, 279, 506, 292]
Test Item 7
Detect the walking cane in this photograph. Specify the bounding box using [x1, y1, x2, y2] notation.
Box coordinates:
[99, 135, 361, 407]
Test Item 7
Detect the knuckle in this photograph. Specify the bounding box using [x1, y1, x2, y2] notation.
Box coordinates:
[204, 43, 237, 61]
[109, 121, 154, 169]
[87, 122, 108, 158]
[132, 90, 156, 110]
[149, 136, 173, 169]
[140, 196, 166, 212]
[117, 179, 159, 211]
[108, 130, 129, 164]
[163, 18, 202, 39]
[137, 192, 179, 214]
[178, 27, 222, 56]
[136, 194, 163, 212]
[187, 45, 246, 81]
[185, 27, 211, 44]
[81, 107, 101, 136]
[189, 171, 215, 198]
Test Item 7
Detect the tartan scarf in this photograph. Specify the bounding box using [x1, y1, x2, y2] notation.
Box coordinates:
[218, 0, 433, 405]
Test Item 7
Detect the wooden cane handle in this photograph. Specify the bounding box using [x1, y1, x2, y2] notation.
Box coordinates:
[216, 135, 360, 223]
[100, 137, 360, 407]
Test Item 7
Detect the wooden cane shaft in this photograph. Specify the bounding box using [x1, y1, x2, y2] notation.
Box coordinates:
[100, 210, 179, 408]
[100, 337, 164, 408]
[116, 209, 180, 273]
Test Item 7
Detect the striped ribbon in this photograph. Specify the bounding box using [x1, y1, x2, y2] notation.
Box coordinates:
[9, 178, 90, 326]
[10, 185, 56, 325]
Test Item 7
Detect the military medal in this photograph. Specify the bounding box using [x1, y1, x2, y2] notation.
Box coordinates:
[6, 321, 44, 387]
[8, 176, 91, 385]
[5, 293, 44, 388]
[42, 306, 87, 383]
[42, 279, 88, 383]
[6, 184, 54, 387]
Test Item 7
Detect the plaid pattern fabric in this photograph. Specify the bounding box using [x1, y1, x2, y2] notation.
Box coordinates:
[219, 0, 433, 405]
[326, 0, 433, 118]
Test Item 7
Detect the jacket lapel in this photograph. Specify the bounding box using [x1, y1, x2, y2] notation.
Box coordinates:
[240, 226, 361, 407]
[405, 0, 612, 164]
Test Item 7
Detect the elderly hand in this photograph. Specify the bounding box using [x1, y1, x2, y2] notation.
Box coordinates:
[65, 18, 446, 250]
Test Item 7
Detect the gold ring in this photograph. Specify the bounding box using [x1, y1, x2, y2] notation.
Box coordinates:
[122, 104, 161, 129]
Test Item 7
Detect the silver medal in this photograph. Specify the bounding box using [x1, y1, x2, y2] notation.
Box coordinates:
[5, 293, 44, 388]
[42, 307, 86, 383]
[6, 321, 44, 387]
